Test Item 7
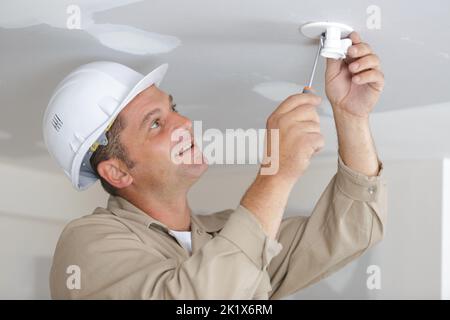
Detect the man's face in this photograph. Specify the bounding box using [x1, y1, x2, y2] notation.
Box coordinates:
[118, 85, 208, 192]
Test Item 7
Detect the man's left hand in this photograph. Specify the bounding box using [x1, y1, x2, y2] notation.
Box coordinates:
[325, 32, 384, 119]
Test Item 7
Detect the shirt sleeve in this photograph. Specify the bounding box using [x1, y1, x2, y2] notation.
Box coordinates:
[267, 156, 387, 299]
[50, 206, 283, 299]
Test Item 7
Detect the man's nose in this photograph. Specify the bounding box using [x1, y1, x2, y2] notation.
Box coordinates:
[173, 112, 192, 131]
[170, 113, 193, 142]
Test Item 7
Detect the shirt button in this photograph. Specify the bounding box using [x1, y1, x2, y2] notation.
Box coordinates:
[196, 229, 203, 235]
[368, 186, 377, 195]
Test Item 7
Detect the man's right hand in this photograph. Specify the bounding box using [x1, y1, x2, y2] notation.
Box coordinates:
[240, 93, 323, 239]
[264, 93, 324, 182]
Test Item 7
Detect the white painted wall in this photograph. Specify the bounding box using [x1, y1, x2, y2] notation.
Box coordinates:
[1, 156, 448, 299]
[442, 159, 450, 300]
[0, 162, 108, 299]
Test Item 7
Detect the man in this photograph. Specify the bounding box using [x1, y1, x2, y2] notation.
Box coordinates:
[45, 32, 386, 299]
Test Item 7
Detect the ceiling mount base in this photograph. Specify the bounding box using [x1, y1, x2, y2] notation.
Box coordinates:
[300, 21, 354, 60]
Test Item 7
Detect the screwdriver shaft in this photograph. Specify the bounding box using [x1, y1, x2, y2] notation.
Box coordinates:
[302, 35, 324, 93]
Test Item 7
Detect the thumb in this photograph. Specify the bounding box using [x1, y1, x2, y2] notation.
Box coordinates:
[325, 58, 343, 81]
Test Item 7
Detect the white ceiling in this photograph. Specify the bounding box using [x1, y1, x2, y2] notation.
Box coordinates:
[1, 0, 449, 173]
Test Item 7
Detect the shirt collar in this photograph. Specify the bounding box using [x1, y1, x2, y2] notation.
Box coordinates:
[106, 195, 226, 233]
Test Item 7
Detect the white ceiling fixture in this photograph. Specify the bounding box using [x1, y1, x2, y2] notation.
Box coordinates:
[300, 21, 353, 60]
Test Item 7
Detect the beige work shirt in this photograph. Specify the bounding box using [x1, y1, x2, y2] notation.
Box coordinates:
[50, 157, 387, 299]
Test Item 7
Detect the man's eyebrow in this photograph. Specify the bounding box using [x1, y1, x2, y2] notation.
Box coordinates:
[138, 94, 174, 130]
[139, 108, 161, 130]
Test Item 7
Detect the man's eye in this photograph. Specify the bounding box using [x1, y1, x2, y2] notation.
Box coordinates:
[150, 119, 160, 129]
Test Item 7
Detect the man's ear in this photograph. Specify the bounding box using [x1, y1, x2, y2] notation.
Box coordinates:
[96, 158, 133, 189]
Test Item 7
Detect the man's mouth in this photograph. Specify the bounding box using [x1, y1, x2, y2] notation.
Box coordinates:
[178, 142, 194, 156]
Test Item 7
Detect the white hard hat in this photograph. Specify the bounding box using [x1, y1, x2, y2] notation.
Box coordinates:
[43, 61, 168, 190]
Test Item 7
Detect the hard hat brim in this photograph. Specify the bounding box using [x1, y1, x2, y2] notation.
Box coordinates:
[71, 63, 169, 190]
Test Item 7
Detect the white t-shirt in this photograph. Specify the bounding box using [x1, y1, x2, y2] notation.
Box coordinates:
[169, 229, 192, 254]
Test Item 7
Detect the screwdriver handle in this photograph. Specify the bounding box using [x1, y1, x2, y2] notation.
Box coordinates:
[302, 86, 314, 94]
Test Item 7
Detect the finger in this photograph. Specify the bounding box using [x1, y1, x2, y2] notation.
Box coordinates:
[326, 32, 362, 77]
[326, 57, 344, 80]
[307, 133, 325, 153]
[285, 105, 321, 123]
[276, 93, 322, 114]
[349, 31, 362, 45]
[347, 42, 372, 59]
[348, 54, 380, 73]
[297, 121, 321, 134]
[313, 145, 324, 155]
[352, 69, 384, 90]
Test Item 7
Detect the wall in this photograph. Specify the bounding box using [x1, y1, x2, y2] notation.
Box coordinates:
[442, 159, 450, 300]
[0, 161, 108, 299]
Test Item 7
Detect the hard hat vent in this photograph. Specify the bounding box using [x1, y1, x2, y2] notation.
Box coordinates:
[51, 113, 63, 132]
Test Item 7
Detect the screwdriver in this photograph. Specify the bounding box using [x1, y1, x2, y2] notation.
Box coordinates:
[302, 34, 325, 94]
